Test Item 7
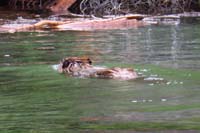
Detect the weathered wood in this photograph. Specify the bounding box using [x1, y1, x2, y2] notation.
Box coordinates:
[0, 15, 146, 32]
[56, 16, 146, 31]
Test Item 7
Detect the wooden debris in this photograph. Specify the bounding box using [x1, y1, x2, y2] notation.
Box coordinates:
[0, 15, 147, 32]
[57, 18, 145, 31]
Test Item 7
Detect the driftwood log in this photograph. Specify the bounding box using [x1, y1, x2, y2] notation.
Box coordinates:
[56, 16, 146, 30]
[1, 13, 193, 33]
[0, 15, 146, 32]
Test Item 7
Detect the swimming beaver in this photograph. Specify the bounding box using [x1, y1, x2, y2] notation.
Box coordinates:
[56, 56, 138, 80]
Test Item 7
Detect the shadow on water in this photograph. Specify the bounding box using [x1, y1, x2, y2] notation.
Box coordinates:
[0, 10, 200, 132]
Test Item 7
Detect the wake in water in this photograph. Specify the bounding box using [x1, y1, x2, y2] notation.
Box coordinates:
[52, 56, 170, 84]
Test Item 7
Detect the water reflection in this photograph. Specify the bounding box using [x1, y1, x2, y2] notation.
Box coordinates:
[1, 23, 200, 69]
[171, 25, 179, 68]
[90, 24, 200, 70]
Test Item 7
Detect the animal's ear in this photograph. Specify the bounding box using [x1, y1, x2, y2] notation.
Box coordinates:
[62, 57, 68, 63]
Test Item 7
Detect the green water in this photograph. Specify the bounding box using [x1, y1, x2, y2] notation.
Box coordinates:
[0, 20, 200, 133]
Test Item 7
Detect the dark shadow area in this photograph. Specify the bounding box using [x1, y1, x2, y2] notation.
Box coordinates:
[68, 0, 82, 14]
[0, 0, 8, 7]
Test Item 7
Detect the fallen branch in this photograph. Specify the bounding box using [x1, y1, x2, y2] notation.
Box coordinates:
[26, 20, 67, 29]
[0, 15, 147, 32]
[56, 16, 146, 30]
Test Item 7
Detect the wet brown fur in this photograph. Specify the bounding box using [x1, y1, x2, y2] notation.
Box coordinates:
[61, 56, 92, 73]
[59, 56, 137, 80]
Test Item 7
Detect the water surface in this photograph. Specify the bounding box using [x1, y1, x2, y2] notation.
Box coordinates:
[0, 17, 200, 132]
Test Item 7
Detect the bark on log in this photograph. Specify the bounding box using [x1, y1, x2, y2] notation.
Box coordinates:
[0, 15, 146, 32]
[56, 17, 146, 31]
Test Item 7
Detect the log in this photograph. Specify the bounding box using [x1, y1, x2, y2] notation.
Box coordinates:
[56, 16, 146, 31]
[0, 15, 147, 32]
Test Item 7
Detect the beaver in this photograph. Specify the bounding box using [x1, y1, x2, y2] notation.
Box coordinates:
[56, 56, 138, 80]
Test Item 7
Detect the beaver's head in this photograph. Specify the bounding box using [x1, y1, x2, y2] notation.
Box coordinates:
[61, 57, 92, 73]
